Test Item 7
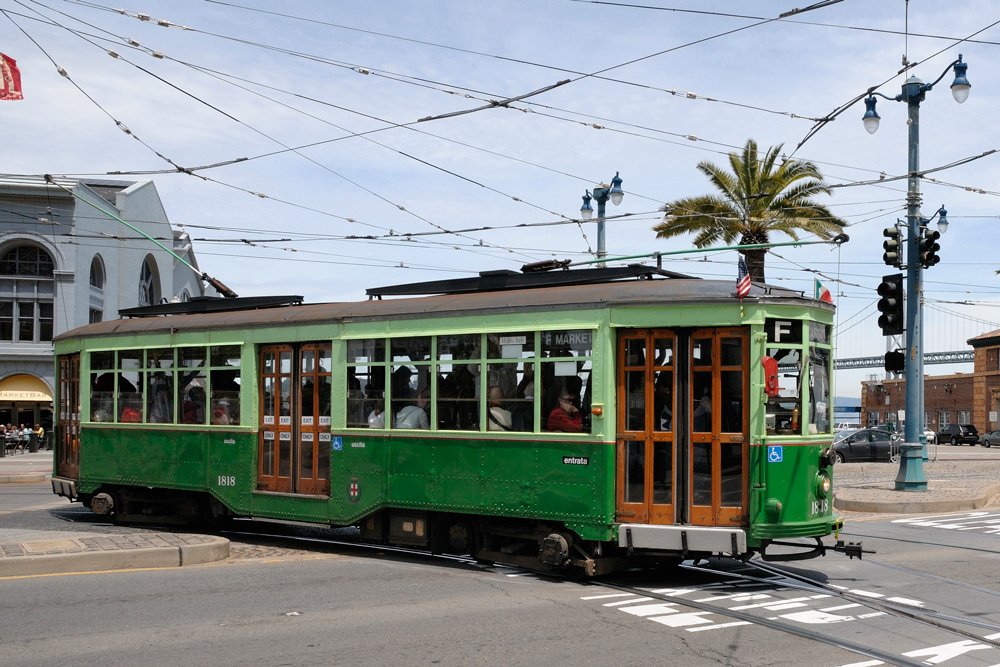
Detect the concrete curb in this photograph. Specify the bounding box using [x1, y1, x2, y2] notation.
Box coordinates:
[0, 536, 230, 577]
[834, 480, 1000, 514]
[0, 473, 48, 483]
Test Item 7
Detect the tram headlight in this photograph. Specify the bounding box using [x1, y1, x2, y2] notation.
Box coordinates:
[815, 473, 832, 498]
[765, 498, 782, 520]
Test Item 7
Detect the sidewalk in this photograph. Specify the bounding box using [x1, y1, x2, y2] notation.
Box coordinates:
[833, 460, 1000, 514]
[0, 451, 229, 577]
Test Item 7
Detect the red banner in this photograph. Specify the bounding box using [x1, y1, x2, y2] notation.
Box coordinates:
[1, 53, 24, 101]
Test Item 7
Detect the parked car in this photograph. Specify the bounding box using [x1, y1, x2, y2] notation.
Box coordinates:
[923, 428, 937, 445]
[937, 423, 979, 446]
[833, 428, 900, 464]
[834, 423, 861, 432]
[980, 430, 1000, 448]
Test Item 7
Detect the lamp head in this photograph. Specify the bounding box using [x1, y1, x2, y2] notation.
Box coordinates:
[951, 55, 970, 104]
[936, 207, 949, 234]
[609, 171, 624, 206]
[580, 191, 594, 220]
[862, 96, 880, 134]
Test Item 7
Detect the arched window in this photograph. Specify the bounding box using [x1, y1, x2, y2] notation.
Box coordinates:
[138, 256, 160, 307]
[90, 255, 105, 289]
[0, 245, 55, 343]
[0, 245, 54, 277]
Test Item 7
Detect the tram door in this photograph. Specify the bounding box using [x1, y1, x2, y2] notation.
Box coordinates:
[56, 354, 80, 479]
[258, 343, 332, 495]
[616, 331, 676, 524]
[616, 328, 748, 526]
[689, 328, 748, 526]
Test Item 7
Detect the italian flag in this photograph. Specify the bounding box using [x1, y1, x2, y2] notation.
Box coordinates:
[815, 279, 833, 303]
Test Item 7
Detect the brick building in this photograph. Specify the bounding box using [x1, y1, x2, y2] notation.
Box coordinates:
[969, 329, 1000, 432]
[860, 329, 1000, 434]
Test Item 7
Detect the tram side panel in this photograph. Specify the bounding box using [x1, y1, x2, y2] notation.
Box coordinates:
[334, 434, 613, 539]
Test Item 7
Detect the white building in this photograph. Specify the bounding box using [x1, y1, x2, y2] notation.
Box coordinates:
[0, 175, 206, 430]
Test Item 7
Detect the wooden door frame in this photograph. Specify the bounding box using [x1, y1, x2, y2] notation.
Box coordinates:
[615, 329, 676, 525]
[688, 327, 749, 527]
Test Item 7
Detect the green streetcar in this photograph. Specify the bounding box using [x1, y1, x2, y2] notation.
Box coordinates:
[51, 266, 844, 575]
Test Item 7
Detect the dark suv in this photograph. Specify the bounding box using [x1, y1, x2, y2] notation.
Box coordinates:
[937, 423, 979, 446]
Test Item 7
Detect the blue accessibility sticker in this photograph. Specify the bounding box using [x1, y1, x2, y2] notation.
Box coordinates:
[332, 437, 342, 451]
[767, 445, 783, 463]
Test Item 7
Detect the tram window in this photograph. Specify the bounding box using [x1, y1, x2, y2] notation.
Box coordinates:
[691, 371, 712, 433]
[391, 364, 430, 429]
[540, 360, 591, 434]
[180, 373, 207, 424]
[765, 348, 802, 435]
[347, 339, 386, 429]
[808, 348, 831, 434]
[487, 362, 533, 431]
[653, 370, 673, 432]
[211, 345, 241, 367]
[437, 362, 476, 431]
[318, 348, 332, 426]
[439, 334, 480, 360]
[91, 350, 113, 371]
[624, 368, 645, 432]
[540, 329, 592, 434]
[210, 369, 240, 425]
[90, 369, 114, 423]
[147, 371, 175, 423]
[487, 332, 534, 359]
[391, 337, 431, 363]
[809, 322, 831, 345]
[179, 347, 206, 368]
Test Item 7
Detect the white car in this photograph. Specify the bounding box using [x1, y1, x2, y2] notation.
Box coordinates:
[923, 428, 937, 445]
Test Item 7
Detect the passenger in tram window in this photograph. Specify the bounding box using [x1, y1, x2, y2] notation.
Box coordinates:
[367, 398, 385, 429]
[487, 386, 512, 431]
[547, 392, 583, 433]
[394, 389, 430, 429]
[211, 400, 232, 425]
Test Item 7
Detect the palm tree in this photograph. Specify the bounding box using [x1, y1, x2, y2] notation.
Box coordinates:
[654, 139, 846, 283]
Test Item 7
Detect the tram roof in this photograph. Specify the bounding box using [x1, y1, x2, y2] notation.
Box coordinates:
[55, 276, 829, 343]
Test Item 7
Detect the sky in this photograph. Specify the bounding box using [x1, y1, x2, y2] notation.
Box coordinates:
[2, 0, 1000, 398]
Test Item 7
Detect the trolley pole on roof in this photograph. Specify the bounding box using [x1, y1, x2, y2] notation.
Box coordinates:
[862, 55, 969, 491]
[579, 172, 624, 266]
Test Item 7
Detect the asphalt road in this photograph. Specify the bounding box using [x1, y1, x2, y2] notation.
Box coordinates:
[3, 483, 1000, 667]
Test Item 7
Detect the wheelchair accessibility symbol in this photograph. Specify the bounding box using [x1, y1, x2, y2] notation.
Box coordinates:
[767, 446, 783, 463]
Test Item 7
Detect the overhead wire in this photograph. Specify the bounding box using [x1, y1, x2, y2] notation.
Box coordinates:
[17, 1, 547, 264]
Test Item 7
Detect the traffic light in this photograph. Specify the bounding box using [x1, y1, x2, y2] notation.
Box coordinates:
[918, 228, 941, 268]
[885, 350, 905, 373]
[882, 226, 902, 268]
[877, 273, 904, 336]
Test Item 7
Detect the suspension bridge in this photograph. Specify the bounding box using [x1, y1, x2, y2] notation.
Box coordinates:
[833, 301, 1000, 370]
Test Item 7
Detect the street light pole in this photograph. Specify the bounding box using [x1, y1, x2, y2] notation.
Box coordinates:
[579, 172, 624, 265]
[863, 55, 969, 491]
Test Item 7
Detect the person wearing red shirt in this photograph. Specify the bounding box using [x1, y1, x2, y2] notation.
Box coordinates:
[547, 393, 583, 433]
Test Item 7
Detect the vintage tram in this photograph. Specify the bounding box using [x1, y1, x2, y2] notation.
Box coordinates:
[51, 265, 843, 574]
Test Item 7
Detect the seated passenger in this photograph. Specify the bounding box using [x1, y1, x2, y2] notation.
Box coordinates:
[547, 393, 583, 433]
[394, 390, 430, 429]
[211, 400, 232, 425]
[368, 399, 386, 429]
[487, 386, 512, 431]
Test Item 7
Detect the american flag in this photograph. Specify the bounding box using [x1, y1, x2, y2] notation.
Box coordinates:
[736, 255, 751, 298]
